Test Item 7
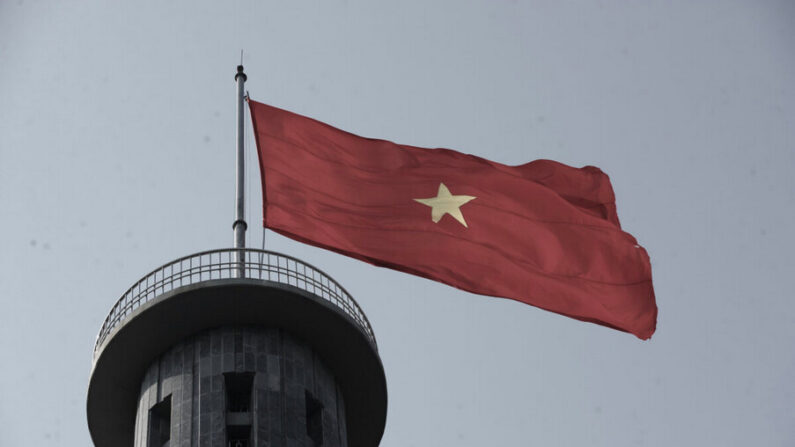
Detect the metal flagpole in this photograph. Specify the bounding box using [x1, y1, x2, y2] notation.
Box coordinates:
[233, 65, 247, 277]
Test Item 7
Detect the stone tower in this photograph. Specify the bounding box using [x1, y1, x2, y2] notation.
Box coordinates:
[86, 249, 387, 447]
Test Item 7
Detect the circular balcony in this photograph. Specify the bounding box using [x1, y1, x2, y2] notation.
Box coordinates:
[94, 248, 377, 355]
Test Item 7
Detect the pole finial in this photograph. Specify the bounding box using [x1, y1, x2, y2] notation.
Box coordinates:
[235, 64, 247, 82]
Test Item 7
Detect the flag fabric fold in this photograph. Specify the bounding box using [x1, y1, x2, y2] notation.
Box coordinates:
[249, 99, 657, 339]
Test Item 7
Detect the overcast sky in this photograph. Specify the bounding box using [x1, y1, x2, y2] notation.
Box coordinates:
[1, 1, 794, 446]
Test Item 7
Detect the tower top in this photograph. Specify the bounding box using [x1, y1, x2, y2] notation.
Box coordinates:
[87, 248, 386, 447]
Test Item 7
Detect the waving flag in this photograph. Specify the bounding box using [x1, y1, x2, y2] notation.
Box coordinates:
[249, 100, 657, 339]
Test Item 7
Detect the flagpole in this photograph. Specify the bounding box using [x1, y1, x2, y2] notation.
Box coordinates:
[233, 64, 247, 277]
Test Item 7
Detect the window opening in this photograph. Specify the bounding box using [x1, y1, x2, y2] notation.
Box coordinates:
[225, 372, 254, 447]
[148, 394, 171, 447]
[227, 425, 251, 447]
[224, 372, 254, 412]
[305, 390, 324, 445]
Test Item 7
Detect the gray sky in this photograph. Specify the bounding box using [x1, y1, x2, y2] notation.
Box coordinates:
[1, 1, 794, 445]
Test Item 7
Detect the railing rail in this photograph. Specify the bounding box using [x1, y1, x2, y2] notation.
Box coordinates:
[95, 248, 376, 353]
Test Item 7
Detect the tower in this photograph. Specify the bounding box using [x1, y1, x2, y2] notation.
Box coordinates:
[86, 67, 387, 447]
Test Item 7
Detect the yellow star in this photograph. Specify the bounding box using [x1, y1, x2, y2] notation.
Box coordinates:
[414, 183, 476, 228]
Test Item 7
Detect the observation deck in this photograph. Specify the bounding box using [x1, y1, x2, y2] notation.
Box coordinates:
[87, 248, 387, 447]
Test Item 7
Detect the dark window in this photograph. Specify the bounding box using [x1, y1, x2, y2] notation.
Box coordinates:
[305, 390, 324, 445]
[227, 425, 251, 447]
[148, 395, 171, 447]
[224, 372, 254, 412]
[225, 373, 254, 447]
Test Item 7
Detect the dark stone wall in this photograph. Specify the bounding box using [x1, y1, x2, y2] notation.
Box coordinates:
[133, 326, 348, 447]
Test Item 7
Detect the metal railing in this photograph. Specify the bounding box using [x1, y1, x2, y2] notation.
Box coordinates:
[94, 248, 376, 353]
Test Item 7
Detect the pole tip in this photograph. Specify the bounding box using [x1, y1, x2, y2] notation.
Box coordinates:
[235, 65, 247, 82]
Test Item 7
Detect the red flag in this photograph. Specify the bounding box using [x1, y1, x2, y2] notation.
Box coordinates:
[249, 100, 657, 339]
